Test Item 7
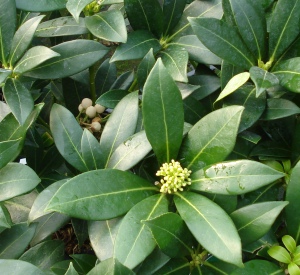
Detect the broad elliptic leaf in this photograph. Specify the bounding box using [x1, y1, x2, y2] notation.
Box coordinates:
[13, 46, 60, 75]
[87, 258, 135, 275]
[25, 40, 109, 79]
[179, 105, 244, 171]
[273, 57, 300, 93]
[100, 91, 139, 168]
[66, 0, 93, 23]
[137, 48, 155, 88]
[36, 17, 89, 37]
[268, 246, 291, 264]
[143, 212, 194, 258]
[230, 201, 288, 245]
[189, 17, 256, 70]
[114, 194, 168, 269]
[230, 260, 284, 275]
[174, 192, 243, 267]
[0, 259, 45, 275]
[0, 139, 23, 170]
[110, 30, 161, 62]
[3, 78, 34, 125]
[0, 163, 40, 202]
[16, 0, 66, 12]
[269, 0, 300, 62]
[46, 169, 157, 220]
[50, 104, 88, 172]
[96, 90, 128, 109]
[143, 59, 184, 164]
[85, 10, 127, 43]
[190, 160, 285, 195]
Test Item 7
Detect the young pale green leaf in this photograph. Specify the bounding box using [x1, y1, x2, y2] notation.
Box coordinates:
[25, 40, 109, 79]
[190, 160, 285, 195]
[0, 163, 40, 202]
[15, 0, 66, 11]
[114, 194, 168, 269]
[110, 30, 161, 62]
[36, 17, 89, 37]
[50, 104, 88, 172]
[0, 259, 45, 275]
[228, 0, 267, 60]
[215, 72, 250, 103]
[143, 59, 184, 164]
[230, 260, 284, 275]
[0, 0, 16, 66]
[46, 169, 157, 220]
[8, 15, 45, 66]
[85, 10, 127, 43]
[160, 45, 188, 82]
[288, 262, 300, 275]
[0, 223, 37, 259]
[154, 258, 190, 275]
[174, 192, 243, 267]
[137, 48, 155, 88]
[99, 91, 139, 168]
[87, 258, 135, 275]
[66, 0, 93, 23]
[230, 201, 288, 245]
[269, 0, 300, 62]
[142, 212, 194, 258]
[282, 235, 297, 254]
[179, 105, 244, 171]
[268, 246, 291, 264]
[189, 17, 256, 70]
[88, 217, 123, 261]
[273, 57, 300, 93]
[81, 129, 104, 170]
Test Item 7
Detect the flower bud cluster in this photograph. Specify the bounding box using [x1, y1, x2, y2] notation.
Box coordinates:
[155, 160, 192, 194]
[83, 1, 101, 15]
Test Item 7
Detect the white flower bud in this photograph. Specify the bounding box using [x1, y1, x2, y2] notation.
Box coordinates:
[91, 121, 101, 132]
[95, 104, 106, 114]
[86, 106, 97, 118]
[81, 98, 93, 109]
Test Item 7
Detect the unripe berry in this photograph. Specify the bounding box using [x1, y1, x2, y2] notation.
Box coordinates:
[91, 121, 101, 132]
[92, 117, 101, 123]
[78, 104, 84, 112]
[95, 104, 106, 114]
[81, 98, 93, 109]
[86, 106, 97, 118]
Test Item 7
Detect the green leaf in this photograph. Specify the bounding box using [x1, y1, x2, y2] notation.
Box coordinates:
[143, 212, 194, 258]
[19, 240, 64, 270]
[268, 246, 291, 264]
[88, 217, 123, 261]
[110, 30, 161, 62]
[25, 40, 109, 79]
[230, 260, 284, 275]
[228, 0, 267, 60]
[114, 194, 168, 269]
[230, 201, 288, 245]
[65, 263, 79, 275]
[16, 0, 66, 12]
[174, 192, 243, 267]
[46, 169, 157, 220]
[50, 104, 88, 172]
[0, 69, 12, 85]
[189, 17, 256, 70]
[179, 105, 244, 171]
[87, 258, 135, 275]
[0, 259, 45, 275]
[0, 163, 40, 202]
[36, 17, 89, 37]
[282, 235, 296, 254]
[72, 218, 88, 247]
[190, 160, 285, 195]
[0, 0, 16, 66]
[0, 204, 11, 233]
[3, 78, 34, 125]
[249, 66, 279, 97]
[110, 71, 134, 90]
[0, 139, 23, 169]
[269, 0, 300, 62]
[99, 91, 139, 168]
[124, 0, 163, 37]
[273, 57, 300, 93]
[143, 58, 184, 164]
[85, 10, 127, 43]
[0, 223, 37, 259]
[96, 90, 128, 109]
[66, 0, 93, 22]
[160, 45, 188, 82]
[220, 61, 244, 90]
[70, 254, 97, 274]
[137, 48, 155, 88]
[288, 262, 300, 275]
[154, 258, 190, 275]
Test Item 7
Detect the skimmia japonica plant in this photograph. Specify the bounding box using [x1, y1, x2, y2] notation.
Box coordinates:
[1, 0, 300, 274]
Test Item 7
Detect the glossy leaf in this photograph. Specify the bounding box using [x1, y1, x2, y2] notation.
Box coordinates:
[189, 17, 256, 70]
[70, 254, 97, 274]
[96, 90, 128, 109]
[230, 201, 288, 245]
[0, 139, 23, 169]
[137, 48, 155, 88]
[66, 0, 93, 22]
[85, 10, 127, 43]
[282, 235, 296, 253]
[230, 260, 284, 275]
[0, 205, 11, 233]
[87, 258, 135, 275]
[143, 59, 184, 164]
[110, 71, 134, 90]
[220, 61, 244, 90]
[179, 105, 244, 171]
[268, 246, 291, 264]
[65, 263, 79, 275]
[0, 69, 12, 85]
[36, 17, 89, 37]
[50, 104, 88, 172]
[154, 258, 190, 275]
[114, 194, 168, 269]
[174, 192, 243, 267]
[25, 40, 109, 79]
[99, 91, 139, 168]
[110, 30, 161, 62]
[15, 0, 66, 12]
[190, 160, 285, 195]
[46, 169, 157, 220]
[0, 259, 45, 275]
[0, 163, 40, 202]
